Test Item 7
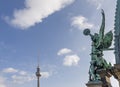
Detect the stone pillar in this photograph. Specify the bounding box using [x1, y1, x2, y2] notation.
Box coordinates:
[86, 81, 103, 87]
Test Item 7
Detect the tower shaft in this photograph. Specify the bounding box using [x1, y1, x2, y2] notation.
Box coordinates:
[37, 77, 40, 87]
[36, 66, 41, 87]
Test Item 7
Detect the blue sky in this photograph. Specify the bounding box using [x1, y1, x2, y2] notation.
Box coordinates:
[0, 0, 119, 87]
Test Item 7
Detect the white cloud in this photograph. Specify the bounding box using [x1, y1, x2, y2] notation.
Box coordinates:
[6, 0, 75, 29]
[1, 67, 51, 85]
[57, 48, 72, 56]
[2, 68, 34, 84]
[0, 76, 6, 87]
[11, 71, 50, 84]
[2, 68, 18, 73]
[63, 54, 80, 66]
[58, 48, 80, 66]
[11, 74, 35, 84]
[41, 72, 50, 78]
[87, 0, 104, 10]
[71, 16, 94, 30]
[19, 71, 27, 75]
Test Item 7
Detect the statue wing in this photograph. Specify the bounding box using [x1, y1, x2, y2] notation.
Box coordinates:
[103, 31, 113, 49]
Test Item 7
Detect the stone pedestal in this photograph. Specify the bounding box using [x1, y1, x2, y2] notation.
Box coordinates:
[111, 64, 120, 87]
[86, 81, 103, 87]
[97, 69, 112, 87]
[114, 64, 120, 79]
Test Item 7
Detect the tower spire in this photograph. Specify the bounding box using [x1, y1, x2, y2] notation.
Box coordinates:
[36, 55, 41, 87]
[37, 54, 40, 67]
[112, 1, 120, 86]
[114, 0, 120, 64]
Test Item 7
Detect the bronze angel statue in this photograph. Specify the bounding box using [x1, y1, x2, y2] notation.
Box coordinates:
[83, 9, 113, 81]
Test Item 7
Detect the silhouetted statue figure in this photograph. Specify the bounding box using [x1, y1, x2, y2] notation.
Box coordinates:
[83, 9, 113, 81]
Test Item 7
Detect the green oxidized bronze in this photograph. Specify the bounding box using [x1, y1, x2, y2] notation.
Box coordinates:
[83, 9, 113, 81]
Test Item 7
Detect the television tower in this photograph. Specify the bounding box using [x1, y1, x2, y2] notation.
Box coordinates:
[36, 57, 41, 87]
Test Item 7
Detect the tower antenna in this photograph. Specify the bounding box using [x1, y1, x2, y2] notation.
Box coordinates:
[36, 53, 41, 87]
[37, 54, 40, 67]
